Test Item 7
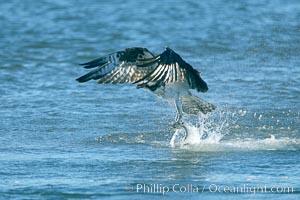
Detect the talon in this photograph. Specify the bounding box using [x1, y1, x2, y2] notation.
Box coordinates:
[172, 121, 184, 129]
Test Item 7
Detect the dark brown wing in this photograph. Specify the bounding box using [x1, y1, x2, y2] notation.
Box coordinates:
[135, 47, 208, 92]
[76, 47, 156, 84]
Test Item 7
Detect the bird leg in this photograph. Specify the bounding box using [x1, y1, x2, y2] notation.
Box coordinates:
[170, 97, 191, 142]
[173, 96, 184, 128]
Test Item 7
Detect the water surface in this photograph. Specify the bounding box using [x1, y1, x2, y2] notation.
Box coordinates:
[0, 0, 300, 199]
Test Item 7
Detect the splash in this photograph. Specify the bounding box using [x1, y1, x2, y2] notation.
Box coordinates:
[170, 108, 233, 148]
[170, 108, 300, 151]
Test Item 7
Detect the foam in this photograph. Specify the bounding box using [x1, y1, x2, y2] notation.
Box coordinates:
[170, 110, 300, 151]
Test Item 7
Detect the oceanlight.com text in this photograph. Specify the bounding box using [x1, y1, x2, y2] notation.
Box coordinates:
[125, 183, 294, 195]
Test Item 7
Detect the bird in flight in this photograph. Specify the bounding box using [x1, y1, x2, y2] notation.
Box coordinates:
[76, 47, 216, 127]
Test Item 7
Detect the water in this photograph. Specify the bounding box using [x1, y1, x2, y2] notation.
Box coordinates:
[0, 0, 300, 199]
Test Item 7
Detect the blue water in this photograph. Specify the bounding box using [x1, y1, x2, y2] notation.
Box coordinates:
[0, 0, 300, 199]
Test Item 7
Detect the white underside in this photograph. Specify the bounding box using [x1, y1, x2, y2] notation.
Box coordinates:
[148, 82, 190, 123]
[151, 82, 190, 101]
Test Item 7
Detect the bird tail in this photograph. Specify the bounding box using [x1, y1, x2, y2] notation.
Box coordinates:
[181, 94, 216, 115]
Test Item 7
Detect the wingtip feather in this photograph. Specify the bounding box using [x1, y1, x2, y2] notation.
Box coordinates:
[76, 76, 89, 83]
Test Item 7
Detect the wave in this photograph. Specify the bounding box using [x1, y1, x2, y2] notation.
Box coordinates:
[96, 107, 300, 151]
[171, 127, 300, 151]
[170, 109, 300, 151]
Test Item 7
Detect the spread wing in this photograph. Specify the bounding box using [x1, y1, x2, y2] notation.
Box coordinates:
[135, 47, 208, 92]
[76, 47, 208, 93]
[76, 47, 156, 84]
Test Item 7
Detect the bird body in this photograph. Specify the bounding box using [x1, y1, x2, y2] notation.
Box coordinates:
[77, 47, 215, 125]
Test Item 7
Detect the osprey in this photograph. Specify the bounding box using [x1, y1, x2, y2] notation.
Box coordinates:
[76, 47, 215, 126]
